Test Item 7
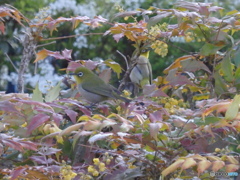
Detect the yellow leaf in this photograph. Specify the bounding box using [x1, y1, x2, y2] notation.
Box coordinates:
[78, 115, 91, 121]
[163, 55, 195, 74]
[212, 160, 225, 172]
[34, 49, 49, 63]
[104, 59, 122, 79]
[197, 160, 211, 175]
[181, 158, 197, 170]
[207, 156, 221, 161]
[92, 114, 106, 120]
[84, 120, 101, 131]
[60, 122, 85, 136]
[161, 159, 185, 177]
[226, 156, 239, 164]
[225, 164, 239, 172]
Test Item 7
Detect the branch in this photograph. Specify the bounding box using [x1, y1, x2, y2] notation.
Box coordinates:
[116, 50, 129, 69]
[37, 41, 56, 48]
[4, 53, 18, 73]
[41, 32, 104, 41]
[17, 28, 37, 93]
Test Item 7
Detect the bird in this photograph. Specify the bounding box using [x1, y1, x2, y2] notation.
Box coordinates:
[70, 67, 131, 103]
[129, 48, 152, 91]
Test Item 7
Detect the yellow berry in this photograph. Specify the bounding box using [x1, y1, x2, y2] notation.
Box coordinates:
[92, 171, 99, 177]
[185, 36, 193, 42]
[106, 158, 111, 165]
[87, 165, 95, 173]
[164, 102, 171, 109]
[99, 162, 106, 172]
[93, 158, 100, 165]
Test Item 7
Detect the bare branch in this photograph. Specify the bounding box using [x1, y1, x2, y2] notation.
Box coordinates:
[37, 41, 56, 48]
[41, 32, 104, 41]
[116, 50, 129, 69]
[4, 53, 18, 73]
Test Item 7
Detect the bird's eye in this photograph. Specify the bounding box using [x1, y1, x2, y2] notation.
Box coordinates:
[78, 72, 83, 77]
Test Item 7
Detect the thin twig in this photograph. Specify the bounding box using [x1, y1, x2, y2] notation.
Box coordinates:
[37, 41, 56, 48]
[41, 32, 104, 41]
[4, 53, 19, 73]
[116, 50, 129, 69]
[34, 62, 38, 75]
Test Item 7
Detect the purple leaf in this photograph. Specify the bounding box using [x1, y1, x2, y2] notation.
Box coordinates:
[149, 111, 163, 123]
[52, 113, 63, 126]
[38, 147, 61, 156]
[62, 49, 72, 59]
[0, 101, 19, 113]
[10, 167, 26, 180]
[149, 123, 163, 140]
[27, 113, 50, 134]
[181, 59, 211, 73]
[2, 139, 23, 151]
[19, 141, 38, 151]
[65, 109, 78, 124]
[30, 156, 57, 164]
[143, 84, 156, 96]
[58, 99, 91, 115]
[113, 33, 124, 42]
[166, 69, 195, 86]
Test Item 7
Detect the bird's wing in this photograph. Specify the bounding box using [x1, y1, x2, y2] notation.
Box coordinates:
[81, 80, 116, 99]
[147, 61, 152, 84]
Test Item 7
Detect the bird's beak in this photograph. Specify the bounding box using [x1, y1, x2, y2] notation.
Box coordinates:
[68, 73, 76, 75]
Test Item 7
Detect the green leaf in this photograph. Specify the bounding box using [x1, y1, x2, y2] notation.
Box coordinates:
[104, 59, 122, 78]
[226, 10, 239, 15]
[32, 83, 43, 102]
[45, 81, 61, 102]
[214, 72, 227, 95]
[194, 117, 220, 125]
[221, 52, 234, 82]
[200, 42, 224, 56]
[225, 94, 240, 120]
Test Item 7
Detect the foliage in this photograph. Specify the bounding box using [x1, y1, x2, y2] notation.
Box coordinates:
[0, 1, 240, 180]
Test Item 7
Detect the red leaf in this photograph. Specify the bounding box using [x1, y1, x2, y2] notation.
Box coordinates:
[27, 113, 50, 134]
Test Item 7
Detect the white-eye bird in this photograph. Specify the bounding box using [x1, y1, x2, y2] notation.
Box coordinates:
[70, 67, 130, 103]
[129, 49, 152, 88]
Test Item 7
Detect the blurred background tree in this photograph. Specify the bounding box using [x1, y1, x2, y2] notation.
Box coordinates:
[1, 0, 240, 93]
